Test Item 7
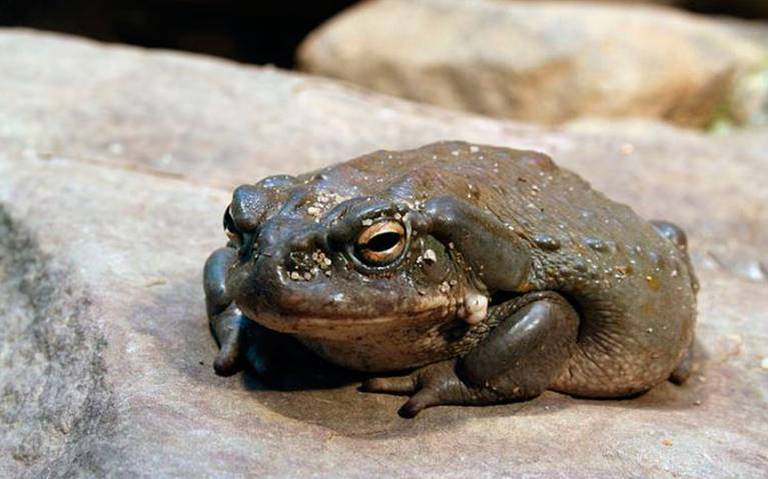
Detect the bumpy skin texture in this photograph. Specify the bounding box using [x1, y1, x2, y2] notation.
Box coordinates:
[204, 142, 698, 417]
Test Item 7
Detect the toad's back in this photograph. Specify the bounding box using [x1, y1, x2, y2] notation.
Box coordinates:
[325, 141, 697, 396]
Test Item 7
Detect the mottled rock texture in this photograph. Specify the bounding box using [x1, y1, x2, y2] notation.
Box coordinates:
[0, 29, 767, 478]
[298, 0, 768, 128]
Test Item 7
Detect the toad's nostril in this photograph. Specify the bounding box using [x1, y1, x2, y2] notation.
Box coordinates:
[287, 250, 311, 270]
[282, 228, 333, 281]
[285, 248, 334, 282]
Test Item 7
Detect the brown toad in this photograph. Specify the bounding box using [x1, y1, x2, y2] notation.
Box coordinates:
[203, 142, 698, 417]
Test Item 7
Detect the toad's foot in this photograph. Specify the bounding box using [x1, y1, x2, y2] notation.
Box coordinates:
[360, 360, 501, 418]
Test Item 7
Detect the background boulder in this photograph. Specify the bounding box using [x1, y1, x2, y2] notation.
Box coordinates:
[298, 0, 768, 128]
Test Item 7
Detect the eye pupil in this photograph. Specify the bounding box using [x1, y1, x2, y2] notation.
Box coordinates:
[355, 219, 407, 266]
[364, 232, 402, 252]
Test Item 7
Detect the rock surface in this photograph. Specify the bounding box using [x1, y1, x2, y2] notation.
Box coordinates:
[1, 29, 767, 478]
[298, 0, 768, 128]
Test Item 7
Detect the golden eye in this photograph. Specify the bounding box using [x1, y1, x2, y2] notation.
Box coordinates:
[356, 220, 406, 265]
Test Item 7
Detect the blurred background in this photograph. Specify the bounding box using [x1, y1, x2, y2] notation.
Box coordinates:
[0, 0, 360, 67]
[1, 1, 766, 130]
[1, 0, 766, 67]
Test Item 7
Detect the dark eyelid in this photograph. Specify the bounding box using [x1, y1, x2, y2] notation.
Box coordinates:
[323, 198, 393, 240]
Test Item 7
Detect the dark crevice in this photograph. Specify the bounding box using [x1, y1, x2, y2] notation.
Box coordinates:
[488, 290, 519, 308]
[0, 0, 363, 68]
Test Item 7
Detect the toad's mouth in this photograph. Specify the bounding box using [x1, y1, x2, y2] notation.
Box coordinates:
[238, 296, 458, 336]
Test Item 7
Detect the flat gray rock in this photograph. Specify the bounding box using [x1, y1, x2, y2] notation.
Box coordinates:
[298, 0, 767, 128]
[0, 30, 766, 478]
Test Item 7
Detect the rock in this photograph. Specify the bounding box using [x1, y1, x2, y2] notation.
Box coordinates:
[298, 0, 767, 128]
[1, 29, 767, 477]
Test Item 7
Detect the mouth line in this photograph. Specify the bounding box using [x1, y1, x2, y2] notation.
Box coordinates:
[244, 299, 457, 330]
[280, 305, 451, 326]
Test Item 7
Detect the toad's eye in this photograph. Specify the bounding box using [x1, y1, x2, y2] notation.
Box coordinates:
[355, 220, 406, 266]
[223, 206, 241, 242]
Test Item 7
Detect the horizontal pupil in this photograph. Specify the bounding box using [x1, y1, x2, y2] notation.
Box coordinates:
[365, 232, 401, 252]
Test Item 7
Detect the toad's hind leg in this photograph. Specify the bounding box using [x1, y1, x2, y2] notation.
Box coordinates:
[458, 292, 580, 399]
[650, 220, 689, 252]
[361, 292, 579, 417]
[651, 220, 699, 293]
[669, 345, 694, 384]
[651, 220, 698, 385]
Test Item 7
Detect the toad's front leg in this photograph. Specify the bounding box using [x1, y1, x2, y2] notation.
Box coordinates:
[204, 247, 285, 378]
[361, 292, 579, 417]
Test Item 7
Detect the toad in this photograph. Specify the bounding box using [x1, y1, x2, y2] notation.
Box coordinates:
[203, 142, 698, 417]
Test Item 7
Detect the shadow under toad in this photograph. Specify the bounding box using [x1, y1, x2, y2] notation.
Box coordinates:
[235, 336, 713, 439]
[139, 276, 713, 440]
